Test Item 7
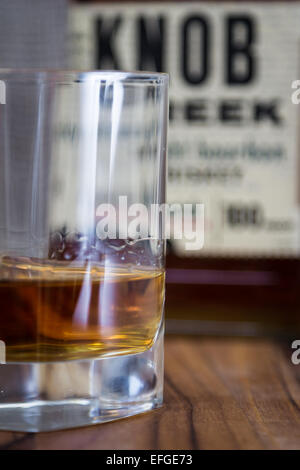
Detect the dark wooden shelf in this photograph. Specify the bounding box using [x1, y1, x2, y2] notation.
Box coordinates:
[1, 335, 300, 450]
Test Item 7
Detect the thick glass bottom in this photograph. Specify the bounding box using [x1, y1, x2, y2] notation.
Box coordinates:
[0, 327, 164, 432]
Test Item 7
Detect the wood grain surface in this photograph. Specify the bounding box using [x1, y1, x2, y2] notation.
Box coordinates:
[0, 335, 300, 450]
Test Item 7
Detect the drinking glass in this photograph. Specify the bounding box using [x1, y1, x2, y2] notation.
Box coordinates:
[0, 70, 168, 431]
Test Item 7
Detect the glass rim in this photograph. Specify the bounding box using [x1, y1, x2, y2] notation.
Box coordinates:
[0, 68, 169, 85]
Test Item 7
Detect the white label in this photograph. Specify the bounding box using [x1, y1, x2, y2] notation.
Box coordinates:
[69, 2, 300, 256]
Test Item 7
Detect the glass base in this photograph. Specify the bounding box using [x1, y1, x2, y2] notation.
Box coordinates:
[0, 328, 164, 432]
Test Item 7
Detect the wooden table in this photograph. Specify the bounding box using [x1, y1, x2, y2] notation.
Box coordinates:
[1, 335, 300, 450]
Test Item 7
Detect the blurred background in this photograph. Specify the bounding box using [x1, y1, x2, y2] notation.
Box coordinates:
[1, 0, 300, 338]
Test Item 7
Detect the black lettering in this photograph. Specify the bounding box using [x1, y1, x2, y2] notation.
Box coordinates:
[169, 101, 175, 121]
[254, 101, 281, 125]
[137, 16, 165, 71]
[181, 16, 210, 85]
[185, 100, 208, 121]
[95, 16, 122, 69]
[226, 15, 256, 85]
[219, 100, 243, 122]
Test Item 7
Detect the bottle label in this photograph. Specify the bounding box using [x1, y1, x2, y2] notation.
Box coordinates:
[69, 2, 300, 256]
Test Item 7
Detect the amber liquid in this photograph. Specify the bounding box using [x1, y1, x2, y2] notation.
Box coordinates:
[0, 257, 164, 362]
